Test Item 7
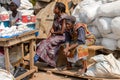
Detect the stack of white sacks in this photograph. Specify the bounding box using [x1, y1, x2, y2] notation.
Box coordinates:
[72, 0, 120, 50]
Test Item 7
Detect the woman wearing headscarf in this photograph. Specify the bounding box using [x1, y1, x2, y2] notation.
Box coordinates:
[63, 15, 96, 75]
[9, 0, 21, 25]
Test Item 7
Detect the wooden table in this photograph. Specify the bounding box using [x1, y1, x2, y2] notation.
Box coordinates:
[0, 30, 38, 80]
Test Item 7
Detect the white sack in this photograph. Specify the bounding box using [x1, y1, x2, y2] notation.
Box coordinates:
[85, 54, 120, 78]
[72, 0, 101, 23]
[88, 25, 101, 38]
[95, 0, 118, 4]
[102, 33, 120, 40]
[101, 38, 117, 50]
[0, 69, 15, 80]
[111, 17, 120, 36]
[95, 38, 102, 45]
[95, 17, 112, 35]
[97, 0, 120, 17]
[18, 0, 33, 10]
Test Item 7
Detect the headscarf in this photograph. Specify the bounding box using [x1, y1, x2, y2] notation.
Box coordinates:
[65, 15, 76, 24]
[12, 0, 20, 7]
[74, 22, 91, 34]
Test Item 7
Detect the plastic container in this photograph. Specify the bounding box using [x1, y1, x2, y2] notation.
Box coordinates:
[27, 23, 35, 29]
[35, 32, 39, 36]
[15, 22, 35, 29]
[22, 15, 31, 23]
[0, 20, 10, 27]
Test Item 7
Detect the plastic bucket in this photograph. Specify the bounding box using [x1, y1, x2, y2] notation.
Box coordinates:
[22, 15, 31, 23]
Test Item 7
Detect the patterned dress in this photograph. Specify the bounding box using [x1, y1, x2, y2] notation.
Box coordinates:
[35, 14, 68, 67]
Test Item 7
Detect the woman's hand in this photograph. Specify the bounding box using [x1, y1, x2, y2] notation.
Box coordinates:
[64, 48, 70, 56]
[50, 30, 54, 34]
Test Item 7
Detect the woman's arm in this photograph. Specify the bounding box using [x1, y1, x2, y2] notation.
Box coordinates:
[48, 27, 54, 38]
[68, 27, 86, 51]
[68, 43, 79, 50]
[52, 19, 66, 35]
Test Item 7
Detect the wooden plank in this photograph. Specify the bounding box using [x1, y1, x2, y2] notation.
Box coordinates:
[16, 68, 36, 80]
[88, 45, 104, 50]
[4, 47, 10, 72]
[0, 33, 36, 47]
[36, 62, 119, 80]
[18, 30, 38, 37]
[38, 67, 102, 80]
[38, 66, 120, 80]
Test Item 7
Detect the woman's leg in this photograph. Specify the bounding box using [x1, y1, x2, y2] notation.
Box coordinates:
[81, 59, 87, 73]
[77, 58, 87, 75]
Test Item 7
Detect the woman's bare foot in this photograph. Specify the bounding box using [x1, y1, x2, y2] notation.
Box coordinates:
[74, 68, 87, 76]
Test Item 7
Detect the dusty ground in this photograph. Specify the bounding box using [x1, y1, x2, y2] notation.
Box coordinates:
[30, 72, 81, 80]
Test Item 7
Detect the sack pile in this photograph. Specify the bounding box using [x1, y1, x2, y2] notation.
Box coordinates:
[72, 0, 120, 50]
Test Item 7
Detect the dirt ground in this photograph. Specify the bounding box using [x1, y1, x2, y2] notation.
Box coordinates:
[30, 72, 82, 80]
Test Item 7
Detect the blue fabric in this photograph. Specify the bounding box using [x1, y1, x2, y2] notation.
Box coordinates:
[34, 54, 39, 63]
[65, 31, 72, 43]
[77, 27, 85, 44]
[65, 27, 85, 44]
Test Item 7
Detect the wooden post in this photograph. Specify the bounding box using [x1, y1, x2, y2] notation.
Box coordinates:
[29, 39, 34, 69]
[21, 43, 24, 63]
[4, 47, 10, 72]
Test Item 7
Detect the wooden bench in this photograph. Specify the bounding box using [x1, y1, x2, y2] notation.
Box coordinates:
[88, 45, 104, 64]
[56, 45, 104, 67]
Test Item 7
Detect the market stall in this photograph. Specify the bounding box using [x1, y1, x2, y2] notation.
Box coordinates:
[0, 2, 38, 79]
[0, 29, 38, 80]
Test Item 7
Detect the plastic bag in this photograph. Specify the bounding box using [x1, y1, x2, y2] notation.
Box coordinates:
[97, 0, 120, 17]
[72, 0, 101, 23]
[88, 25, 101, 38]
[85, 54, 120, 78]
[95, 17, 112, 35]
[111, 17, 120, 36]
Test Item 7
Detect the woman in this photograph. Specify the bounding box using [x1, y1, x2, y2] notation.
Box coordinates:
[9, 0, 21, 25]
[63, 15, 96, 75]
[34, 2, 68, 67]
